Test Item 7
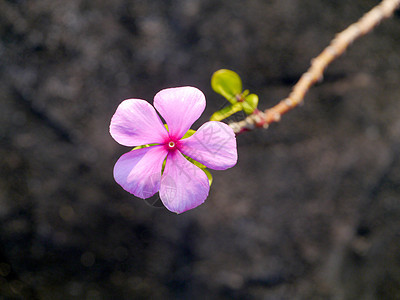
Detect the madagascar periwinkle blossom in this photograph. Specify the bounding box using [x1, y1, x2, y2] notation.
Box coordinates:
[110, 86, 237, 214]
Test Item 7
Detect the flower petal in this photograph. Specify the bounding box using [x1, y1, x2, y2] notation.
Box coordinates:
[110, 99, 168, 146]
[160, 150, 209, 214]
[179, 121, 237, 170]
[154, 87, 206, 140]
[113, 145, 167, 199]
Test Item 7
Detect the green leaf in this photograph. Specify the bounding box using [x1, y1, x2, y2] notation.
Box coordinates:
[184, 155, 206, 169]
[203, 169, 213, 186]
[210, 102, 243, 121]
[132, 144, 157, 150]
[161, 158, 166, 174]
[211, 69, 242, 104]
[182, 129, 196, 139]
[242, 93, 259, 114]
[241, 89, 250, 99]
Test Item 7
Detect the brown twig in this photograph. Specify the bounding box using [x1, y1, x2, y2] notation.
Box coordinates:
[229, 0, 400, 134]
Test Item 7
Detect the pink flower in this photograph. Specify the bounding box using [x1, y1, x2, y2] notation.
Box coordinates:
[110, 86, 237, 214]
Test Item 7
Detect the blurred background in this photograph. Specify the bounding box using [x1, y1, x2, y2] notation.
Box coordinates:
[1, 0, 400, 299]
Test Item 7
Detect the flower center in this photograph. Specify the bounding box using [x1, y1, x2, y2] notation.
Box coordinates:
[165, 138, 179, 151]
[168, 141, 176, 149]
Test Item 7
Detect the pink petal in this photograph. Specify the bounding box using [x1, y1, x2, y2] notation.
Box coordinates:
[113, 146, 168, 199]
[154, 87, 206, 140]
[110, 99, 169, 146]
[159, 150, 209, 214]
[179, 121, 237, 170]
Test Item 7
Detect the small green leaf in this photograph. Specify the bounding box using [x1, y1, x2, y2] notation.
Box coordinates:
[132, 143, 157, 150]
[211, 69, 242, 104]
[242, 93, 259, 114]
[241, 89, 250, 99]
[203, 169, 213, 186]
[184, 155, 206, 169]
[210, 102, 243, 121]
[161, 158, 166, 174]
[182, 129, 196, 139]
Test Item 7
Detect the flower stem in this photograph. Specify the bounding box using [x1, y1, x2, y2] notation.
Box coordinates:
[229, 0, 400, 134]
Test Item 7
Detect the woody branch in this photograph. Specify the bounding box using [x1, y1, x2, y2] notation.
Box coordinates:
[229, 0, 400, 134]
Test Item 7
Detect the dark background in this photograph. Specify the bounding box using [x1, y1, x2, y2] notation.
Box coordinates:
[1, 0, 400, 299]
